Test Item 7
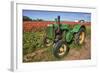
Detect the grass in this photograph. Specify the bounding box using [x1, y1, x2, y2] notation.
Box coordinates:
[23, 28, 46, 55]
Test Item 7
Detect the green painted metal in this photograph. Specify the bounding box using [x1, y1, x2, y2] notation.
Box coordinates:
[46, 24, 70, 39]
[46, 24, 59, 39]
[65, 31, 73, 43]
[60, 24, 70, 30]
[46, 24, 54, 39]
[71, 24, 81, 33]
[45, 16, 85, 44]
[46, 23, 83, 43]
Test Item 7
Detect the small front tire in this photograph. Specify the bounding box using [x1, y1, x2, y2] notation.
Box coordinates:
[53, 40, 69, 58]
[44, 37, 53, 47]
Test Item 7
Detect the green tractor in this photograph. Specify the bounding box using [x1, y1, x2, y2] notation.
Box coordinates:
[44, 16, 86, 58]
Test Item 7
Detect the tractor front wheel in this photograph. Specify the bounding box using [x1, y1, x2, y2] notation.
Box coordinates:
[53, 40, 69, 58]
[44, 37, 53, 47]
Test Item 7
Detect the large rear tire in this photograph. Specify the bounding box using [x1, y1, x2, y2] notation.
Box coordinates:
[74, 27, 86, 45]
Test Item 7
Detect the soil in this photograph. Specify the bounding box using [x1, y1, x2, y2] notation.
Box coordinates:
[63, 37, 91, 60]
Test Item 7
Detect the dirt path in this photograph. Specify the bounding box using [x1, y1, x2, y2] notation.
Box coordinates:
[63, 37, 91, 60]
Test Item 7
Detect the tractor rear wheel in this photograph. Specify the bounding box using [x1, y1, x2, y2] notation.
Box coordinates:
[74, 27, 86, 45]
[53, 40, 69, 58]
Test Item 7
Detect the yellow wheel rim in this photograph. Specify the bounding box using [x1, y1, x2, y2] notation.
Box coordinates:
[58, 44, 66, 56]
[79, 32, 85, 44]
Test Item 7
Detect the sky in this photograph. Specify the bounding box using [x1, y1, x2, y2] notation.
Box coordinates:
[23, 10, 91, 22]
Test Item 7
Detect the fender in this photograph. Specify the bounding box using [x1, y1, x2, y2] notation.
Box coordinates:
[72, 24, 85, 33]
[66, 24, 85, 43]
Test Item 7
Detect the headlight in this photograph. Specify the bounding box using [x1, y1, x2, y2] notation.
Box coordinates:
[47, 24, 53, 27]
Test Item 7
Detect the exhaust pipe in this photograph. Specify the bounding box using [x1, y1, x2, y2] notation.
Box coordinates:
[58, 16, 60, 25]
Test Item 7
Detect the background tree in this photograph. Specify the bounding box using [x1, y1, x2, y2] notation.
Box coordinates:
[23, 16, 32, 21]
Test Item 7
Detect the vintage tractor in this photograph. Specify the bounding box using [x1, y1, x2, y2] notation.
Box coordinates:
[44, 16, 86, 58]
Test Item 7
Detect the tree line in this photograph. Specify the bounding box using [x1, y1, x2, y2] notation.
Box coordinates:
[23, 16, 44, 21]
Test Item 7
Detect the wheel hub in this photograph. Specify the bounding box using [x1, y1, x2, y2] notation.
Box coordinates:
[58, 44, 67, 56]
